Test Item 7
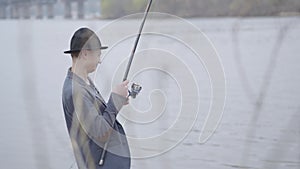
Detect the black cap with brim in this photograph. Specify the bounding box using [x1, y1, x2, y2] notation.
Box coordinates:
[64, 27, 108, 54]
[64, 46, 108, 54]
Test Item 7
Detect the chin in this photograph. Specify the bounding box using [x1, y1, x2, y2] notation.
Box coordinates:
[90, 66, 97, 73]
[89, 69, 96, 73]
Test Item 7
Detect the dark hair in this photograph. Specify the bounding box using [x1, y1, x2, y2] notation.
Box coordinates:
[71, 52, 79, 58]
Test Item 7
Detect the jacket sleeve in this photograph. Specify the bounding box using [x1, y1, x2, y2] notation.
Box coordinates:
[73, 88, 127, 144]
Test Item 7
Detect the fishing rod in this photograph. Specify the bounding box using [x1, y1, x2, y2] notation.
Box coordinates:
[123, 0, 154, 98]
[99, 0, 153, 165]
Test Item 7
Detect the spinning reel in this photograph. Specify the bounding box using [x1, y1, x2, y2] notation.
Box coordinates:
[128, 83, 142, 99]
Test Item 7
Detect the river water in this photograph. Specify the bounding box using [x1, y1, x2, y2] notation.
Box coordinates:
[0, 16, 299, 169]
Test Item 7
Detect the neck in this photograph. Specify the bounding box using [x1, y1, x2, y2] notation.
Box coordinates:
[72, 60, 90, 85]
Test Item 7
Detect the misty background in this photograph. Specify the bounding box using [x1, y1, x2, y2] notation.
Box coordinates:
[0, 0, 299, 169]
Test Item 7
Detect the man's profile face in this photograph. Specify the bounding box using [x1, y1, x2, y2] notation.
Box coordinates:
[86, 49, 101, 73]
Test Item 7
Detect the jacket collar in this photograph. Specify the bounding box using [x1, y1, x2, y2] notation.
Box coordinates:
[67, 67, 92, 87]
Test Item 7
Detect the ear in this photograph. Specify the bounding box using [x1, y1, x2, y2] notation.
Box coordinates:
[81, 50, 88, 60]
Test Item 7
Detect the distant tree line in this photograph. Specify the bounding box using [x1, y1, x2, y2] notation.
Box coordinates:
[101, 0, 300, 18]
